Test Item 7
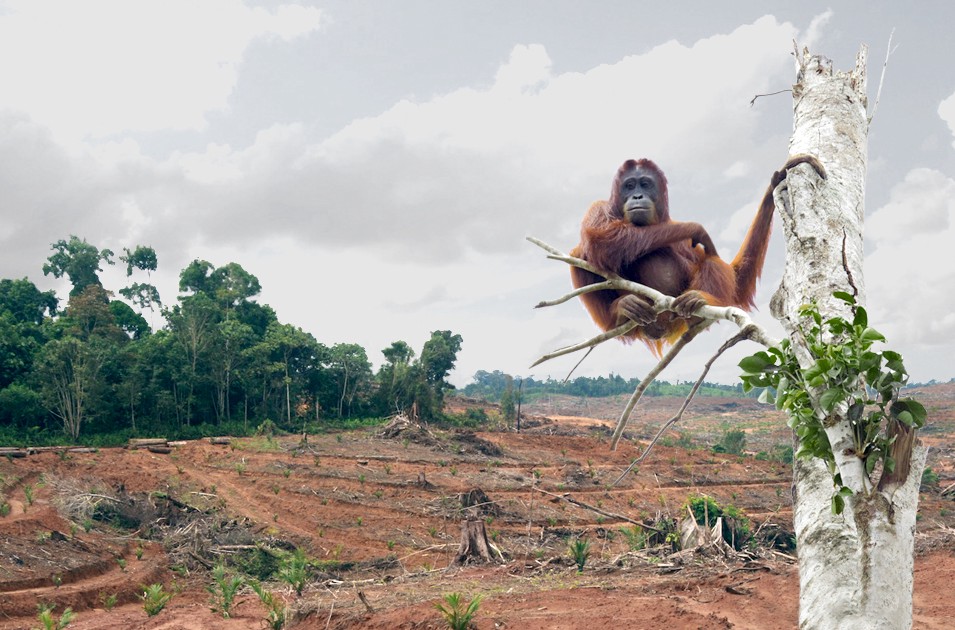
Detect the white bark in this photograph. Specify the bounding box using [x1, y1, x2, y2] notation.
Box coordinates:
[772, 47, 926, 629]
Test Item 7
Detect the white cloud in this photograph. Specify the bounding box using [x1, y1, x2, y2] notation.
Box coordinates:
[938, 90, 955, 147]
[0, 0, 322, 143]
[0, 13, 837, 387]
[865, 168, 955, 346]
[142, 16, 802, 270]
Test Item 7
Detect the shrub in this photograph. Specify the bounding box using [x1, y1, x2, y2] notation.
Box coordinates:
[251, 581, 287, 629]
[141, 583, 172, 617]
[686, 495, 751, 550]
[279, 549, 308, 595]
[715, 429, 746, 456]
[36, 603, 75, 630]
[435, 592, 482, 630]
[568, 538, 590, 573]
[620, 525, 647, 550]
[207, 563, 244, 618]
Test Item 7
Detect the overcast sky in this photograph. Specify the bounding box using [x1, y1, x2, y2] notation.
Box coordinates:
[2, 1, 954, 388]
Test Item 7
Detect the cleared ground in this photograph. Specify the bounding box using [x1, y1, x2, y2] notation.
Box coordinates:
[0, 384, 953, 629]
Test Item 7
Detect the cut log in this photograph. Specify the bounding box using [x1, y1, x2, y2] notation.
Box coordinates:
[127, 438, 168, 449]
[147, 445, 173, 455]
[209, 437, 232, 445]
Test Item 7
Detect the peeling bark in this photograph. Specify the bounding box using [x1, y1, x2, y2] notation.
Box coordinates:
[773, 46, 926, 629]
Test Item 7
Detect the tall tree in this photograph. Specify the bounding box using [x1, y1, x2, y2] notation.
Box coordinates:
[750, 47, 925, 628]
[36, 336, 110, 441]
[42, 235, 114, 297]
[166, 293, 219, 425]
[376, 340, 416, 415]
[416, 330, 463, 420]
[0, 278, 57, 388]
[328, 343, 372, 419]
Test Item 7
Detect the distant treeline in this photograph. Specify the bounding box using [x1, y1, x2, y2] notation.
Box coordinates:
[0, 236, 467, 446]
[461, 370, 754, 402]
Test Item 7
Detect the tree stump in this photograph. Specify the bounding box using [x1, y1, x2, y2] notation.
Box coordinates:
[453, 519, 497, 565]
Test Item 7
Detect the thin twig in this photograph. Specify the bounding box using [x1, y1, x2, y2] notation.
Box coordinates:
[609, 320, 712, 450]
[532, 487, 663, 533]
[534, 281, 614, 308]
[869, 28, 897, 124]
[750, 89, 793, 106]
[612, 329, 750, 486]
[530, 322, 637, 368]
[563, 347, 595, 383]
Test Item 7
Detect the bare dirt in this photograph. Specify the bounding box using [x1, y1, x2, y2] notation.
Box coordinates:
[0, 383, 953, 629]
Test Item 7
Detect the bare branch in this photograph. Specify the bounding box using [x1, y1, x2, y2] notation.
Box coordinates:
[563, 347, 595, 383]
[532, 486, 663, 533]
[750, 89, 793, 107]
[869, 29, 897, 125]
[611, 329, 751, 486]
[529, 321, 637, 368]
[609, 320, 712, 450]
[527, 237, 777, 343]
[534, 280, 614, 308]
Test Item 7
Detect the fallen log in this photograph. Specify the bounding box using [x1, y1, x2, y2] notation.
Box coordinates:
[127, 438, 168, 449]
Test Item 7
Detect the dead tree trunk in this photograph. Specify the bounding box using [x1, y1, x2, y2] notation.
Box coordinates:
[453, 519, 497, 565]
[773, 46, 927, 629]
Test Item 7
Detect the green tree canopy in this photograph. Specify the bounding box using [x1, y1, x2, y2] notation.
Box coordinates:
[42, 235, 115, 297]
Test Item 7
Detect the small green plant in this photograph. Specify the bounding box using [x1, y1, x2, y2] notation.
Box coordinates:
[283, 468, 291, 478]
[135, 545, 145, 560]
[82, 518, 93, 533]
[740, 291, 927, 515]
[207, 563, 244, 618]
[235, 460, 247, 476]
[428, 525, 439, 538]
[356, 517, 363, 527]
[141, 583, 173, 617]
[23, 484, 34, 507]
[36, 603, 75, 630]
[0, 501, 10, 517]
[358, 473, 366, 485]
[373, 489, 384, 499]
[52, 574, 62, 588]
[568, 538, 590, 573]
[386, 540, 396, 550]
[435, 592, 483, 630]
[101, 593, 118, 611]
[278, 549, 308, 595]
[922, 467, 940, 487]
[620, 525, 647, 551]
[250, 581, 287, 629]
[116, 557, 127, 571]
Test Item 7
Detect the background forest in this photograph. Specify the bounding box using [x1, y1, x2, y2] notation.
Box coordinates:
[0, 236, 755, 446]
